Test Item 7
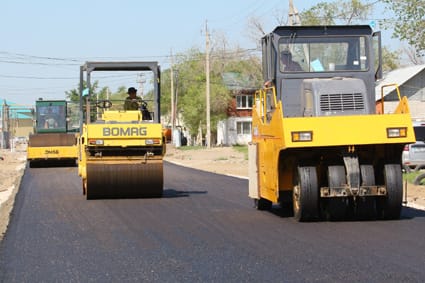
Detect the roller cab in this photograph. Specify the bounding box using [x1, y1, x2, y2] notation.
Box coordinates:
[249, 26, 415, 221]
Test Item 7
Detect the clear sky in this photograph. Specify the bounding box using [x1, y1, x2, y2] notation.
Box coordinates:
[0, 0, 393, 106]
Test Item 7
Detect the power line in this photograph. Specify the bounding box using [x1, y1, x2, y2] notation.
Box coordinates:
[0, 73, 137, 80]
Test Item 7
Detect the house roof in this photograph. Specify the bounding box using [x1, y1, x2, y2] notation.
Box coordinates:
[375, 64, 425, 101]
[0, 98, 33, 119]
[222, 72, 259, 91]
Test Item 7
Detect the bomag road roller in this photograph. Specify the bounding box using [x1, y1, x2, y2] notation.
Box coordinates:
[27, 99, 79, 167]
[78, 62, 165, 199]
[248, 25, 416, 221]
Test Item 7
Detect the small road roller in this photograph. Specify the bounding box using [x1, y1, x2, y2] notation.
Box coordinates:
[248, 25, 416, 221]
[27, 99, 79, 167]
[78, 62, 165, 199]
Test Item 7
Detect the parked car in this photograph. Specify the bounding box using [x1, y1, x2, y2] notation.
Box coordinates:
[402, 141, 425, 171]
[402, 124, 425, 172]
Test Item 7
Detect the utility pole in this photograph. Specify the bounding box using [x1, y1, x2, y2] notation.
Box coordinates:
[288, 0, 309, 62]
[2, 102, 10, 149]
[205, 20, 211, 148]
[137, 73, 146, 97]
[174, 70, 179, 126]
[288, 0, 301, 26]
[170, 49, 175, 143]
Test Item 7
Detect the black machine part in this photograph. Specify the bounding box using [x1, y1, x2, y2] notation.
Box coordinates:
[301, 77, 369, 117]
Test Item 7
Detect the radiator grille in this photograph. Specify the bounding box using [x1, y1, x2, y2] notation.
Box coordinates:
[320, 93, 365, 112]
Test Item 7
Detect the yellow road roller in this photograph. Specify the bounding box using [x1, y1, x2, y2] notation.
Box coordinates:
[248, 25, 416, 221]
[27, 100, 79, 167]
[78, 62, 165, 199]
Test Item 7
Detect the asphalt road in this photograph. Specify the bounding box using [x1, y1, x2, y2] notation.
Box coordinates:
[1, 162, 425, 282]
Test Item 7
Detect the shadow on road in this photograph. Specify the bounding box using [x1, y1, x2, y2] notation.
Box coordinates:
[162, 189, 208, 198]
[401, 206, 425, 219]
[266, 205, 425, 221]
[269, 205, 294, 218]
[27, 160, 77, 168]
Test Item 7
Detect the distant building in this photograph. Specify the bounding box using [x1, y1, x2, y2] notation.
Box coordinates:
[1, 99, 33, 148]
[217, 72, 260, 146]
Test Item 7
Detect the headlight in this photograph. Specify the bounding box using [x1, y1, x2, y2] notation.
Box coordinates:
[145, 139, 161, 145]
[291, 131, 313, 142]
[387, 127, 407, 138]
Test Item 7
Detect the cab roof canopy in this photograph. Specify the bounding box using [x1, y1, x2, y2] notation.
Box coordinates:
[271, 25, 373, 37]
[81, 61, 159, 72]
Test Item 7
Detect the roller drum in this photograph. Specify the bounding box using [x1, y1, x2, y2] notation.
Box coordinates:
[86, 160, 163, 199]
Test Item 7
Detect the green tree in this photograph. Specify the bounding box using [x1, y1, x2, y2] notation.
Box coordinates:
[382, 46, 400, 72]
[381, 0, 425, 58]
[301, 2, 339, 25]
[159, 46, 262, 138]
[169, 48, 228, 137]
[65, 80, 101, 102]
[301, 0, 372, 25]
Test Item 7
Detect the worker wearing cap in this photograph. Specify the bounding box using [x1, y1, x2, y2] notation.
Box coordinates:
[124, 87, 142, 110]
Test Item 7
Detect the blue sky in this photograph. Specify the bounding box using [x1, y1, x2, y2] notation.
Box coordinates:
[0, 0, 394, 106]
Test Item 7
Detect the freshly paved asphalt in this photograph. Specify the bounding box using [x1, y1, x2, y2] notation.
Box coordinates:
[1, 162, 425, 282]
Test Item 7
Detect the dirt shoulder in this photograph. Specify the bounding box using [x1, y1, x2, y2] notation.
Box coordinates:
[164, 144, 249, 178]
[0, 147, 27, 240]
[164, 144, 425, 210]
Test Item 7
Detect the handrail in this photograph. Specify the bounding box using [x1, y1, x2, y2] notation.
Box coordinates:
[380, 83, 401, 114]
[254, 85, 278, 124]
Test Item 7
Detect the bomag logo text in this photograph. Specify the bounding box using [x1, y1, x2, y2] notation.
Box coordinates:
[45, 149, 59, 154]
[103, 127, 147, 136]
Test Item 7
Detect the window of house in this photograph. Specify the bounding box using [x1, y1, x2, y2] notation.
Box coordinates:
[236, 95, 253, 109]
[237, 121, 252, 135]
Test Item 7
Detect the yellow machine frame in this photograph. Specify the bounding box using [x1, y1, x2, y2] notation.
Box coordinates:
[249, 86, 415, 204]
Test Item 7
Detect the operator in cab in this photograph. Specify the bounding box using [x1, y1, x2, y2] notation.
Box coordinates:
[280, 50, 303, 72]
[124, 87, 152, 120]
[44, 107, 59, 129]
[124, 87, 142, 110]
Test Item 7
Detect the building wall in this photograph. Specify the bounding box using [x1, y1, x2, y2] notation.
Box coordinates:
[218, 91, 255, 146]
[11, 118, 33, 138]
[217, 116, 252, 146]
[227, 96, 252, 118]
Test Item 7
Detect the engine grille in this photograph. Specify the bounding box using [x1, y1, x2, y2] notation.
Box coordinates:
[320, 93, 365, 112]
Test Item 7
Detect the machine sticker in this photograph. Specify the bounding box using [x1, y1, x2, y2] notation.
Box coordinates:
[103, 127, 147, 137]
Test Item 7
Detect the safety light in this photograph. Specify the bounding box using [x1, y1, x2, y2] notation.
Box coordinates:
[291, 131, 313, 142]
[88, 139, 104, 145]
[386, 127, 407, 138]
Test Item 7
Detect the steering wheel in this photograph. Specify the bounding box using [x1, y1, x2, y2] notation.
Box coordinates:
[96, 100, 113, 109]
[140, 100, 148, 109]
